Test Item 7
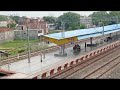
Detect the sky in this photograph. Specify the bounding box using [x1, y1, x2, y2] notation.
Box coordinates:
[0, 11, 96, 18]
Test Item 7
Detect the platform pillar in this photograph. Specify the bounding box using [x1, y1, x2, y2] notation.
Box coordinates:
[90, 37, 92, 45]
[54, 44, 67, 57]
[85, 42, 87, 52]
[110, 33, 112, 38]
[90, 37, 93, 50]
[116, 32, 118, 40]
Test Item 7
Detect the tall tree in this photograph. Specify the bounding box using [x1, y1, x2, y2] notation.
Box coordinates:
[10, 15, 20, 24]
[109, 11, 120, 24]
[90, 11, 110, 26]
[0, 15, 8, 21]
[79, 24, 87, 29]
[43, 16, 56, 23]
[56, 12, 80, 30]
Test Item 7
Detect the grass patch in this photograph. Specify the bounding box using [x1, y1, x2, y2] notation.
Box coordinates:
[0, 39, 40, 56]
[48, 30, 62, 34]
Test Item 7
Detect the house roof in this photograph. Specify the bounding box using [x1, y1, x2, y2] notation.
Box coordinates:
[0, 28, 12, 32]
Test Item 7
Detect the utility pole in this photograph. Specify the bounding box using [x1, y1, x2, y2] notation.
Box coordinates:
[102, 21, 104, 36]
[7, 55, 10, 71]
[116, 16, 119, 39]
[61, 21, 65, 38]
[27, 27, 31, 63]
[0, 53, 1, 68]
[116, 16, 119, 28]
[40, 53, 42, 62]
[40, 35, 43, 62]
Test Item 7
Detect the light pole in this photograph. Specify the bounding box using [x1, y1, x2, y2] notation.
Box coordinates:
[7, 54, 10, 71]
[40, 53, 42, 62]
[27, 27, 31, 63]
[0, 53, 1, 68]
[116, 16, 118, 27]
[61, 21, 65, 38]
[61, 21, 65, 55]
[40, 34, 43, 62]
[102, 21, 104, 36]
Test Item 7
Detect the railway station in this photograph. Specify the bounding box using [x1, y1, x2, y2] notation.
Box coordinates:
[1, 24, 120, 79]
[43, 24, 120, 56]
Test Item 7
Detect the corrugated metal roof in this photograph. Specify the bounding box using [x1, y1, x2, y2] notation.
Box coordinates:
[44, 24, 120, 40]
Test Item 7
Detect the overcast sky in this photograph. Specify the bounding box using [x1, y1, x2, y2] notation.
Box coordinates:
[0, 11, 96, 18]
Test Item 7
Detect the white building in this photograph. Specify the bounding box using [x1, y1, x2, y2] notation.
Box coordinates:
[0, 21, 8, 27]
[48, 23, 55, 30]
[80, 16, 93, 28]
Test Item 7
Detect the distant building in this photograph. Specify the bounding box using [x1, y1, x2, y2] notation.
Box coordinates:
[17, 17, 48, 35]
[0, 19, 16, 28]
[48, 23, 55, 30]
[0, 27, 14, 44]
[14, 29, 38, 40]
[0, 21, 8, 27]
[80, 16, 93, 28]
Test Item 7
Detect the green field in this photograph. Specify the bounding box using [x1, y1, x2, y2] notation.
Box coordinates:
[49, 30, 62, 34]
[0, 30, 63, 57]
[0, 39, 46, 56]
[0, 39, 39, 49]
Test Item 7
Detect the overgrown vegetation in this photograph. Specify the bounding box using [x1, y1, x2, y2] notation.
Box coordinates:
[0, 39, 48, 57]
[0, 15, 8, 21]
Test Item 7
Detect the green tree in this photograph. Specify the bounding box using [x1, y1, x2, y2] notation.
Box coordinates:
[56, 12, 80, 30]
[10, 16, 20, 24]
[7, 23, 16, 28]
[43, 16, 56, 23]
[79, 24, 87, 29]
[108, 11, 120, 24]
[0, 15, 8, 21]
[90, 11, 109, 26]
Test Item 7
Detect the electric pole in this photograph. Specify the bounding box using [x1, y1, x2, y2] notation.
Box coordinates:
[116, 16, 118, 28]
[0, 53, 1, 68]
[61, 21, 65, 38]
[27, 27, 31, 63]
[102, 21, 104, 36]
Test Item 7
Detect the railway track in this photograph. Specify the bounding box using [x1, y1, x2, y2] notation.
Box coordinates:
[83, 55, 120, 79]
[47, 42, 120, 79]
[0, 37, 104, 65]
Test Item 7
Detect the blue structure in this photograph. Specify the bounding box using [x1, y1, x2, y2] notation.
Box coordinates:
[44, 24, 120, 40]
[43, 24, 120, 56]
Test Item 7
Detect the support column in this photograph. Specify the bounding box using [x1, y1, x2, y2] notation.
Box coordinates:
[7, 56, 10, 71]
[110, 33, 111, 38]
[116, 32, 118, 40]
[59, 45, 66, 55]
[85, 42, 86, 52]
[40, 53, 42, 62]
[90, 37, 93, 50]
[54, 44, 67, 57]
[0, 53, 1, 68]
[90, 37, 93, 45]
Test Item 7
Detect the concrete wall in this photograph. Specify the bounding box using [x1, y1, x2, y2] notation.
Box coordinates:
[0, 30, 14, 44]
[14, 30, 38, 40]
[0, 21, 8, 27]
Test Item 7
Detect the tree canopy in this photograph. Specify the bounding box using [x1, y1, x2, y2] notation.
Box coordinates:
[79, 24, 87, 29]
[90, 11, 120, 26]
[56, 12, 80, 30]
[43, 16, 56, 23]
[108, 11, 120, 24]
[90, 11, 109, 26]
[10, 15, 20, 24]
[0, 15, 8, 21]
